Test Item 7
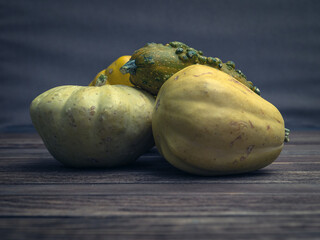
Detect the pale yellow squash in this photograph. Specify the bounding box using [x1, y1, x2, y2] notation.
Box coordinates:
[89, 55, 132, 86]
[30, 85, 155, 168]
[152, 65, 285, 176]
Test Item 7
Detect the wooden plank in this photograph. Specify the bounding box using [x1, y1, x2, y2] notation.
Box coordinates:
[0, 183, 319, 217]
[0, 216, 319, 240]
[1, 194, 319, 217]
[0, 165, 319, 184]
[0, 162, 319, 184]
[0, 148, 319, 184]
[1, 183, 319, 195]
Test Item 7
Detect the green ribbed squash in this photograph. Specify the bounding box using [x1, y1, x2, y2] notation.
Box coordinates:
[30, 85, 155, 168]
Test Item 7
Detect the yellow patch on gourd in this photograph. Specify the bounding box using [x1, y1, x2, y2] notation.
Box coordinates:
[89, 55, 132, 86]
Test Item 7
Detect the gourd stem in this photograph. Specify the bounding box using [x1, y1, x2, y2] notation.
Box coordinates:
[120, 60, 137, 75]
[284, 128, 290, 142]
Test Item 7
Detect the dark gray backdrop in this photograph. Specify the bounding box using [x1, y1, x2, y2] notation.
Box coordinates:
[1, 0, 320, 132]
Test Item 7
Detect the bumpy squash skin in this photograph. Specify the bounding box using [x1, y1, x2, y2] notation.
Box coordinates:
[89, 55, 132, 86]
[124, 43, 189, 95]
[152, 65, 285, 176]
[30, 85, 155, 168]
[121, 42, 260, 95]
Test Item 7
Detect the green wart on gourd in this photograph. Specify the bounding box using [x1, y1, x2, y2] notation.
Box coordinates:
[120, 41, 260, 95]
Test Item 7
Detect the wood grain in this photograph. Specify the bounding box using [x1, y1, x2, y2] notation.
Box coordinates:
[0, 131, 319, 240]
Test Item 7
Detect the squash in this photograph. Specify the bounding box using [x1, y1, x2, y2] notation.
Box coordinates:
[30, 85, 155, 168]
[89, 55, 133, 86]
[152, 65, 285, 176]
[120, 42, 260, 95]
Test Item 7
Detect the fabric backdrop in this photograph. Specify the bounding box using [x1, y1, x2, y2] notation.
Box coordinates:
[1, 0, 320, 132]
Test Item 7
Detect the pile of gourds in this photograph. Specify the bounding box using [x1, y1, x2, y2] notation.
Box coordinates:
[30, 41, 290, 176]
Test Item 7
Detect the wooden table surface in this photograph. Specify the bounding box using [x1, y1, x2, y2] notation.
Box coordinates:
[0, 131, 319, 240]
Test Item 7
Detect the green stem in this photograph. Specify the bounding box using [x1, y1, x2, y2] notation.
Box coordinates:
[120, 60, 137, 75]
[284, 128, 290, 142]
